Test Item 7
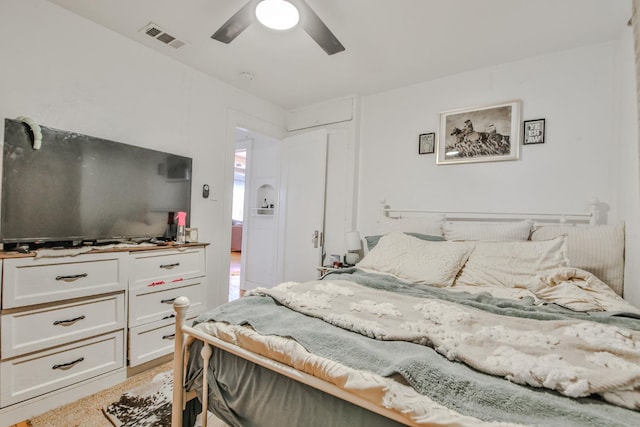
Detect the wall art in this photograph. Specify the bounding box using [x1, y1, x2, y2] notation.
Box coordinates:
[437, 99, 521, 165]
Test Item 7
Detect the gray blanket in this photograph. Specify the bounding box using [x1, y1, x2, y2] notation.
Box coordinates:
[194, 269, 640, 426]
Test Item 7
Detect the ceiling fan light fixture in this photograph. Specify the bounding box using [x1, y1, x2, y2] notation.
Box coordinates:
[255, 0, 299, 31]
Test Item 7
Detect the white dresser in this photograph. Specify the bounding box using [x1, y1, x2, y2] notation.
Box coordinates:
[0, 244, 207, 425]
[128, 246, 206, 366]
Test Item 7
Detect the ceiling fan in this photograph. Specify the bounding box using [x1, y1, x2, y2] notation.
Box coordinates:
[211, 0, 345, 55]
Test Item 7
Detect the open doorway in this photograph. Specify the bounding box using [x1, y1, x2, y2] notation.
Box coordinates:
[226, 125, 280, 299]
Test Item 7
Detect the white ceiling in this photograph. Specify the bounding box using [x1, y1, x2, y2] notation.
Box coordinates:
[48, 0, 631, 110]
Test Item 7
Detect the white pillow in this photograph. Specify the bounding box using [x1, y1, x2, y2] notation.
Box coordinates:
[357, 231, 472, 287]
[455, 236, 568, 288]
[375, 215, 445, 238]
[442, 221, 532, 241]
[530, 223, 625, 296]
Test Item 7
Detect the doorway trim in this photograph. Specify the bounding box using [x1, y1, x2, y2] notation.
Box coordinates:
[216, 110, 285, 305]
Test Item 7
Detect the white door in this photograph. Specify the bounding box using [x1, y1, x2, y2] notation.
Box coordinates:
[277, 129, 328, 282]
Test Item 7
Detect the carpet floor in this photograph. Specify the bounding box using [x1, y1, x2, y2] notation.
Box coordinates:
[27, 362, 227, 427]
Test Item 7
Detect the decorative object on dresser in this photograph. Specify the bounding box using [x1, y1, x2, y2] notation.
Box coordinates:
[418, 132, 435, 154]
[523, 118, 546, 145]
[437, 99, 521, 165]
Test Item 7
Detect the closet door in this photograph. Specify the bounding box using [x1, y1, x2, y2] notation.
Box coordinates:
[277, 129, 328, 282]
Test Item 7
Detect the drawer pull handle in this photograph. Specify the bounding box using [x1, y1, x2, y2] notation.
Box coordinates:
[161, 297, 177, 304]
[162, 333, 176, 340]
[162, 314, 176, 320]
[171, 278, 184, 283]
[160, 262, 180, 269]
[55, 273, 88, 282]
[53, 315, 86, 326]
[52, 357, 84, 370]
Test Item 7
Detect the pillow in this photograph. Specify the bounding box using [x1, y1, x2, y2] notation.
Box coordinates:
[357, 231, 472, 287]
[364, 232, 444, 251]
[455, 236, 568, 288]
[375, 215, 445, 238]
[530, 223, 625, 296]
[442, 220, 532, 241]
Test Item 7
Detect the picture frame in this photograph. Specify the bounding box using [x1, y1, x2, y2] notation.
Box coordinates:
[418, 132, 435, 154]
[436, 99, 521, 165]
[523, 118, 545, 145]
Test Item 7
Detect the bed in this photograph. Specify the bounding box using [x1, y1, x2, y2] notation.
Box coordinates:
[171, 205, 640, 427]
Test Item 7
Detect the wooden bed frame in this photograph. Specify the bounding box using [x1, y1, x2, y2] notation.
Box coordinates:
[171, 202, 601, 426]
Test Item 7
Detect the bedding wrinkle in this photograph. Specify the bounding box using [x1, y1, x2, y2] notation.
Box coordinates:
[531, 223, 625, 295]
[528, 267, 640, 313]
[250, 279, 640, 410]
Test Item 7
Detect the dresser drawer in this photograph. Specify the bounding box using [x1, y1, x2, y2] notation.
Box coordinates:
[2, 253, 127, 309]
[129, 317, 195, 367]
[130, 248, 205, 289]
[129, 280, 204, 327]
[1, 293, 125, 358]
[0, 331, 124, 407]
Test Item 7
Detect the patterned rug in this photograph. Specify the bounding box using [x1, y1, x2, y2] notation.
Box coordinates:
[103, 370, 173, 427]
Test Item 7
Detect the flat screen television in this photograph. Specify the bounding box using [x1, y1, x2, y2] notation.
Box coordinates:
[1, 119, 192, 248]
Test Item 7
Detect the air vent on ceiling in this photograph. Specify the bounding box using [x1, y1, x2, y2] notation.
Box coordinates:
[139, 22, 186, 49]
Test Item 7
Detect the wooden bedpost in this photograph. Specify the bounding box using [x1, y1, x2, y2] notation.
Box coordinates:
[172, 296, 190, 427]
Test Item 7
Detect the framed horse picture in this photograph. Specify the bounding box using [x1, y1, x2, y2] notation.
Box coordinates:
[436, 99, 521, 165]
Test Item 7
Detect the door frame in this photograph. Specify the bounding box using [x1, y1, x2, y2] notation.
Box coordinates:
[235, 138, 252, 294]
[217, 110, 284, 306]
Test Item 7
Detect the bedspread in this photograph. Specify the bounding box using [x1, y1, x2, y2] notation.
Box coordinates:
[250, 279, 640, 409]
[192, 270, 640, 426]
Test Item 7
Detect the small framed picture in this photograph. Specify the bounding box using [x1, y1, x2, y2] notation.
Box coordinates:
[418, 133, 435, 154]
[523, 119, 545, 145]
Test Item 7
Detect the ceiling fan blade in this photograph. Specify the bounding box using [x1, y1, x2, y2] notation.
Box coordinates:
[296, 0, 345, 55]
[211, 0, 258, 44]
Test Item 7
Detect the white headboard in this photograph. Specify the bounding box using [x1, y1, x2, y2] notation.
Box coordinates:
[379, 198, 600, 226]
[373, 198, 625, 296]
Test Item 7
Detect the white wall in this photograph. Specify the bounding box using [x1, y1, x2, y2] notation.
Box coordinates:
[618, 19, 640, 305]
[0, 0, 286, 308]
[358, 41, 639, 303]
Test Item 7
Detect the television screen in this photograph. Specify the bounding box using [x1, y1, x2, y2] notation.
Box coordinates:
[1, 119, 192, 246]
